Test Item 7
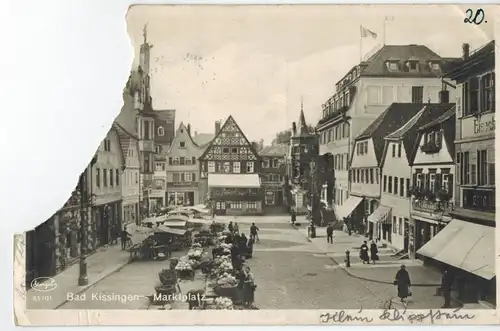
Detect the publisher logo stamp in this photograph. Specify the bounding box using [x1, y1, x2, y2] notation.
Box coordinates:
[30, 277, 58, 292]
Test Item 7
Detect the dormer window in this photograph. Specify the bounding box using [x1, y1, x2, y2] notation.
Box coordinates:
[407, 58, 419, 72]
[429, 61, 440, 71]
[157, 126, 165, 136]
[386, 60, 399, 71]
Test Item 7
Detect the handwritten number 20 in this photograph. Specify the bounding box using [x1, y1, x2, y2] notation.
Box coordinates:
[464, 9, 485, 24]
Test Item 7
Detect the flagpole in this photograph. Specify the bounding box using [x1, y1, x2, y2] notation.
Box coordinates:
[359, 25, 363, 62]
[383, 20, 386, 46]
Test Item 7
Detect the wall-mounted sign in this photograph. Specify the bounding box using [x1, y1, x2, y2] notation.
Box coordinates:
[462, 113, 495, 138]
[167, 182, 199, 188]
[211, 187, 262, 201]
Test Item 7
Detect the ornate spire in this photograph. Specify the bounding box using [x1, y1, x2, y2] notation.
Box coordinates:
[143, 23, 148, 44]
[297, 97, 308, 136]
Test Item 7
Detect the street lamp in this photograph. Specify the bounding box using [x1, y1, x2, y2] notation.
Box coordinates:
[78, 155, 98, 286]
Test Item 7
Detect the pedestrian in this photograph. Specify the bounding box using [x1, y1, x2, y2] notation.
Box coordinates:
[121, 226, 131, 250]
[394, 265, 412, 305]
[246, 236, 254, 258]
[234, 222, 239, 234]
[370, 241, 379, 264]
[250, 223, 260, 243]
[291, 209, 296, 225]
[326, 223, 334, 244]
[228, 221, 234, 233]
[242, 265, 256, 308]
[441, 268, 453, 308]
[359, 241, 369, 264]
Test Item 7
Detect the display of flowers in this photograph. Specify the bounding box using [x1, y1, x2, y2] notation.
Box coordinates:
[213, 297, 233, 310]
[175, 256, 194, 271]
[191, 243, 202, 249]
[219, 260, 233, 272]
[219, 243, 232, 250]
[188, 248, 203, 258]
[216, 273, 237, 288]
[214, 255, 231, 266]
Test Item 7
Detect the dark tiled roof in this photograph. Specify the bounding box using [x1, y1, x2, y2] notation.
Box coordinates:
[360, 44, 445, 77]
[356, 103, 426, 165]
[384, 104, 455, 164]
[193, 133, 215, 147]
[114, 91, 138, 138]
[418, 107, 456, 131]
[259, 143, 288, 156]
[443, 40, 495, 80]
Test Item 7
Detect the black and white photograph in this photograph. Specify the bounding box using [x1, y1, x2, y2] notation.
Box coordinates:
[15, 4, 497, 325]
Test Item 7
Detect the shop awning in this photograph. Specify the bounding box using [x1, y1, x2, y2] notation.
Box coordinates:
[336, 196, 363, 220]
[208, 174, 261, 188]
[417, 219, 495, 280]
[367, 205, 392, 224]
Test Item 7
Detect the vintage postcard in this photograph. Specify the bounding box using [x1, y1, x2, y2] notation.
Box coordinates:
[14, 4, 499, 326]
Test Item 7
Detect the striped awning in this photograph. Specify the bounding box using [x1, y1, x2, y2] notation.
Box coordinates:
[367, 205, 392, 224]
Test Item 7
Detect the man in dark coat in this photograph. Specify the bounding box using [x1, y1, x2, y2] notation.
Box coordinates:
[441, 268, 453, 308]
[121, 226, 131, 250]
[359, 241, 369, 264]
[326, 224, 334, 244]
[291, 209, 296, 225]
[395, 265, 411, 305]
[370, 241, 379, 264]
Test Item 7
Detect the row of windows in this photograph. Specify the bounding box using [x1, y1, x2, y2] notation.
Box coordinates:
[261, 158, 281, 168]
[414, 171, 453, 194]
[366, 85, 425, 105]
[352, 168, 380, 185]
[206, 161, 254, 174]
[383, 175, 410, 198]
[356, 141, 369, 155]
[168, 156, 197, 166]
[123, 170, 139, 186]
[322, 91, 351, 119]
[457, 150, 495, 186]
[262, 174, 281, 182]
[172, 172, 196, 182]
[96, 168, 120, 189]
[333, 153, 349, 171]
[214, 201, 259, 210]
[319, 122, 349, 144]
[462, 72, 495, 116]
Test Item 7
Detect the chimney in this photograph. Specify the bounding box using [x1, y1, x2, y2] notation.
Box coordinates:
[462, 43, 470, 60]
[187, 124, 191, 136]
[439, 90, 450, 104]
[215, 121, 221, 135]
[292, 122, 297, 135]
[251, 141, 259, 151]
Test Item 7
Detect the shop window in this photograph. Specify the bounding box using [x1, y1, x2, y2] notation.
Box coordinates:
[247, 202, 257, 209]
[463, 188, 495, 212]
[231, 201, 242, 209]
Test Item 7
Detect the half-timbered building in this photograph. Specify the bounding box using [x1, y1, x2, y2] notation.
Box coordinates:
[199, 116, 262, 215]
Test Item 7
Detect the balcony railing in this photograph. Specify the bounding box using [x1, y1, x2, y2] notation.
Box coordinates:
[412, 198, 454, 214]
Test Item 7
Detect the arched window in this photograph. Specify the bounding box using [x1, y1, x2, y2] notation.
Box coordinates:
[158, 126, 165, 136]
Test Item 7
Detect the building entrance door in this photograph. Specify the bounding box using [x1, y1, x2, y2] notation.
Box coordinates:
[186, 192, 195, 206]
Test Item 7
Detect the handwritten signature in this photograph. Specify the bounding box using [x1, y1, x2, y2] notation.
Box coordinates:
[320, 308, 475, 324]
[30, 277, 58, 292]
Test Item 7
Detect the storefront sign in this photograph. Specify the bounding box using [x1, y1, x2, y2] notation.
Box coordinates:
[462, 113, 495, 138]
[167, 182, 199, 188]
[211, 187, 262, 201]
[474, 116, 495, 134]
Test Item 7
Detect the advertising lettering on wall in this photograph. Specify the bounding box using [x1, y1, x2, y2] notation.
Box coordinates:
[473, 115, 495, 134]
[212, 187, 262, 201]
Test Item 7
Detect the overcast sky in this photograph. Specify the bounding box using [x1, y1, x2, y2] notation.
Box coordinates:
[126, 5, 493, 144]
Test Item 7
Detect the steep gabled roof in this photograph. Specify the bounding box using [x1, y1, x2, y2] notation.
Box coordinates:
[382, 103, 455, 167]
[418, 107, 456, 131]
[259, 143, 288, 157]
[199, 115, 258, 160]
[356, 103, 425, 165]
[166, 122, 202, 154]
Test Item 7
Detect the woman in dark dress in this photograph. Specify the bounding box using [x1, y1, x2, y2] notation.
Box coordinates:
[242, 266, 256, 307]
[395, 265, 411, 304]
[359, 241, 370, 264]
[246, 237, 254, 258]
[370, 241, 379, 264]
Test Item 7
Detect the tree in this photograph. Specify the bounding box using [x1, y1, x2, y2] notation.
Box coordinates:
[271, 125, 315, 145]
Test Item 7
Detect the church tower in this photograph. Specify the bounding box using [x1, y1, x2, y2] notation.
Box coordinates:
[139, 24, 153, 75]
[287, 100, 319, 215]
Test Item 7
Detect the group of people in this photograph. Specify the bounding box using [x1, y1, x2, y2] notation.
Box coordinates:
[216, 225, 257, 308]
[359, 240, 379, 264]
[228, 221, 260, 243]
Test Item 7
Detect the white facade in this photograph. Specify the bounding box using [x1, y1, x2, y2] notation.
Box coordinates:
[319, 75, 455, 213]
[350, 137, 380, 200]
[380, 140, 412, 250]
